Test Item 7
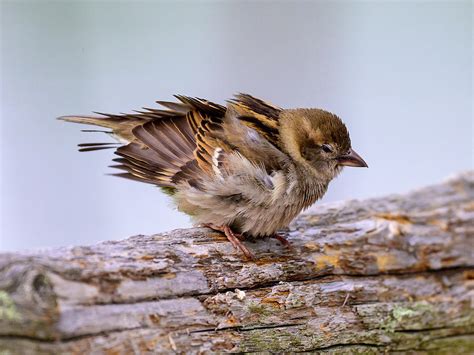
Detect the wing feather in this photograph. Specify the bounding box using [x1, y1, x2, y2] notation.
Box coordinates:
[110, 96, 226, 187]
[228, 93, 282, 148]
[60, 93, 285, 191]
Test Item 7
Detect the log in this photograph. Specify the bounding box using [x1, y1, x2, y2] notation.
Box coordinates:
[0, 172, 473, 354]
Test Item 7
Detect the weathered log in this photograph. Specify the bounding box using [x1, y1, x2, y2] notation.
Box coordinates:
[0, 172, 473, 354]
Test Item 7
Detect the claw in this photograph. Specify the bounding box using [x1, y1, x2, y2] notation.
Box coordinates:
[270, 233, 293, 250]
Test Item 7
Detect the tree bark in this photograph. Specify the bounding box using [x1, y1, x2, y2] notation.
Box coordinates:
[0, 172, 473, 354]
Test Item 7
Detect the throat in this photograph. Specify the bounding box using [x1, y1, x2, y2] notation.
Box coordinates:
[289, 164, 331, 209]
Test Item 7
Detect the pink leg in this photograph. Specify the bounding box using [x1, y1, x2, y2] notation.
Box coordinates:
[270, 233, 293, 250]
[203, 224, 255, 260]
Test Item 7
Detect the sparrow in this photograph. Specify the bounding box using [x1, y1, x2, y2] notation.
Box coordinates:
[59, 94, 367, 259]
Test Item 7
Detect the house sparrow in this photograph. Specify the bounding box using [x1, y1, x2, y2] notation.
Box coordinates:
[59, 94, 367, 259]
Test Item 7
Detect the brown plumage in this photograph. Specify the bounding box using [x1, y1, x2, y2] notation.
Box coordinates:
[59, 93, 367, 259]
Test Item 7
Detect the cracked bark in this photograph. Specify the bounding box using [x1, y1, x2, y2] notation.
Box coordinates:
[0, 172, 473, 354]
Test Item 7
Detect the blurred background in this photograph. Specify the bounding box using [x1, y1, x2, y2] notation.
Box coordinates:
[1, 0, 472, 251]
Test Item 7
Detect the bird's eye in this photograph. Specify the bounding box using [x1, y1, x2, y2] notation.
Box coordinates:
[321, 144, 333, 153]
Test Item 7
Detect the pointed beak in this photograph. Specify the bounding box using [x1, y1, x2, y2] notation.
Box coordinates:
[337, 148, 368, 168]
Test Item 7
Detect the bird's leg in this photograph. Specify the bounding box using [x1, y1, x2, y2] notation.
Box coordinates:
[202, 224, 245, 240]
[202, 224, 255, 259]
[270, 233, 293, 249]
[223, 226, 255, 260]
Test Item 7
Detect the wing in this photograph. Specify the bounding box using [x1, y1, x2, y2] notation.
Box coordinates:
[59, 95, 226, 190]
[191, 93, 291, 183]
[228, 93, 282, 148]
[59, 93, 286, 191]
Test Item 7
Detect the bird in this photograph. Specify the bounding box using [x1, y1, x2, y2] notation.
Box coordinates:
[59, 93, 367, 259]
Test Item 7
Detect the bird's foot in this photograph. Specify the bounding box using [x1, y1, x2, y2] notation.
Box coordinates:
[202, 224, 255, 260]
[270, 233, 293, 250]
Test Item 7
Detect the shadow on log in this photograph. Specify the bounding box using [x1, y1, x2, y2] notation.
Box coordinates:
[0, 172, 473, 354]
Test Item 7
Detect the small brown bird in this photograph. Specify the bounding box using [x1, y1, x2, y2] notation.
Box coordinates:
[59, 94, 367, 259]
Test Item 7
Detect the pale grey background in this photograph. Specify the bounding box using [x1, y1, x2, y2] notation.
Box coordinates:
[1, 0, 472, 251]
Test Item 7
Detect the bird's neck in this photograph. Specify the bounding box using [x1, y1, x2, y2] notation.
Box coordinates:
[288, 162, 332, 210]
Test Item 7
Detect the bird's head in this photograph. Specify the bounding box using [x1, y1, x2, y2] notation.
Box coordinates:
[279, 108, 367, 180]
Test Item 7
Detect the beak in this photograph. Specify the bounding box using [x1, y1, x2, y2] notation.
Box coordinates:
[337, 148, 368, 168]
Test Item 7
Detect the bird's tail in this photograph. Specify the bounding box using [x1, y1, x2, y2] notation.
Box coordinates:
[57, 113, 149, 151]
[58, 115, 119, 129]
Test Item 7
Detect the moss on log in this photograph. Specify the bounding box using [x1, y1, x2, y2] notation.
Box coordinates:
[0, 172, 473, 353]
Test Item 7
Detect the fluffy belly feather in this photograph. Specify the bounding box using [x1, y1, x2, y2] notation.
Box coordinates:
[175, 176, 327, 237]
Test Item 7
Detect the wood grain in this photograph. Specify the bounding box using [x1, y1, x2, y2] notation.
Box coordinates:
[1, 172, 473, 353]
